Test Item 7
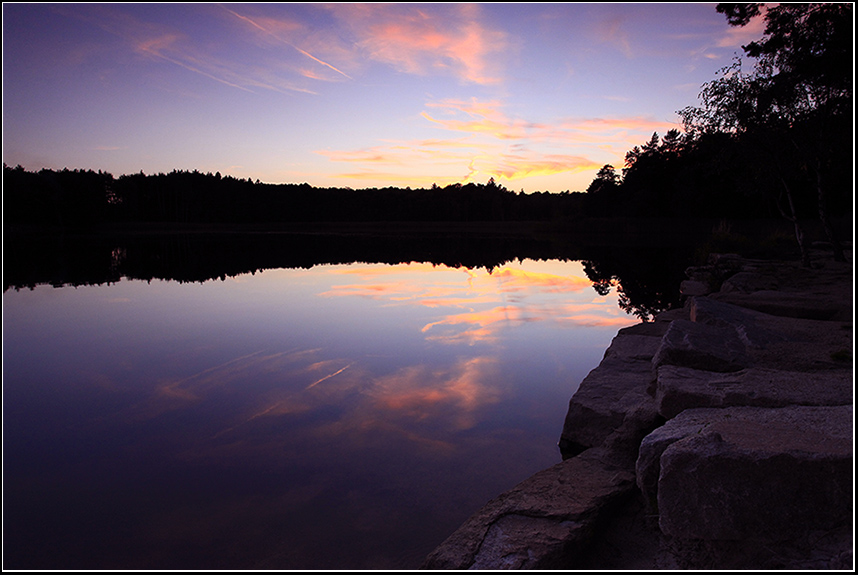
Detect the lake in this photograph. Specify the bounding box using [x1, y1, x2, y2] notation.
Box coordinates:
[3, 231, 690, 569]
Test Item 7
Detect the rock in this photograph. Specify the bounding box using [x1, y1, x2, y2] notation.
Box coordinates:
[558, 357, 657, 459]
[425, 251, 853, 571]
[421, 447, 636, 570]
[689, 296, 786, 348]
[651, 306, 690, 324]
[719, 271, 779, 293]
[679, 279, 711, 297]
[602, 333, 665, 361]
[636, 405, 853, 542]
[710, 290, 844, 320]
[653, 365, 854, 419]
[707, 253, 744, 268]
[651, 319, 751, 373]
[559, 325, 666, 459]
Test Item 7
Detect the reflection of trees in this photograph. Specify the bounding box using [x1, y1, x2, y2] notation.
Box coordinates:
[581, 245, 696, 322]
[2, 229, 580, 291]
[4, 228, 701, 324]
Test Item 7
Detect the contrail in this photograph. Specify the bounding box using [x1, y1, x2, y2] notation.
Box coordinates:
[211, 359, 355, 439]
[171, 349, 269, 385]
[211, 400, 283, 439]
[221, 6, 353, 80]
[305, 362, 354, 390]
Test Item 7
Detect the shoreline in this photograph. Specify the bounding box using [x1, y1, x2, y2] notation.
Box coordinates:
[422, 244, 854, 570]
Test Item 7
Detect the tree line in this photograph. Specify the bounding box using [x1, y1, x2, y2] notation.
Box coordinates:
[4, 4, 852, 262]
[3, 166, 585, 227]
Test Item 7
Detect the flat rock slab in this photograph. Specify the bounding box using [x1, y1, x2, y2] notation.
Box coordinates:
[710, 290, 847, 321]
[651, 319, 751, 373]
[719, 271, 779, 294]
[421, 448, 636, 570]
[654, 365, 854, 419]
[636, 405, 853, 542]
[689, 296, 787, 348]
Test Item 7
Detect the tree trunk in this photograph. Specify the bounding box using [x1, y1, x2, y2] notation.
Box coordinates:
[778, 178, 812, 267]
[814, 159, 847, 262]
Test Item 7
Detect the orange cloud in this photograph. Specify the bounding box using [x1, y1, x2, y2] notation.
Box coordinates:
[314, 147, 407, 165]
[421, 305, 538, 345]
[319, 282, 422, 300]
[317, 96, 684, 187]
[489, 155, 602, 182]
[492, 268, 594, 292]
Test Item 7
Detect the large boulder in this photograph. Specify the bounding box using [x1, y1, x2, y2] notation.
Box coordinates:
[421, 447, 636, 570]
[558, 357, 658, 459]
[559, 322, 666, 459]
[653, 365, 854, 419]
[636, 405, 853, 542]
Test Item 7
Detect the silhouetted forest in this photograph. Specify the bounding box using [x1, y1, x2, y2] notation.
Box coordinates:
[3, 167, 584, 226]
[3, 4, 852, 261]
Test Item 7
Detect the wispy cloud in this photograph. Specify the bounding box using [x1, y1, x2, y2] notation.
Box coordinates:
[133, 32, 258, 93]
[62, 5, 328, 95]
[220, 6, 353, 81]
[597, 15, 634, 58]
[328, 3, 508, 85]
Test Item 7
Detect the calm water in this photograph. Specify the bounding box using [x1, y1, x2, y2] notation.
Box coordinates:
[3, 258, 638, 569]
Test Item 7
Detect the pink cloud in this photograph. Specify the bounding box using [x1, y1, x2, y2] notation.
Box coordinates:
[715, 9, 768, 49]
[328, 4, 508, 85]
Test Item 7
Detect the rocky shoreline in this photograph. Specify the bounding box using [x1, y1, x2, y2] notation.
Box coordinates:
[422, 245, 853, 570]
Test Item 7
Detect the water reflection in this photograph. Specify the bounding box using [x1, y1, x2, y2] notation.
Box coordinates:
[2, 229, 698, 321]
[3, 258, 638, 569]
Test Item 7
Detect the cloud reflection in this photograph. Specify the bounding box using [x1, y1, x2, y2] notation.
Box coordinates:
[368, 357, 502, 432]
[318, 261, 633, 344]
[104, 261, 631, 464]
[168, 351, 504, 458]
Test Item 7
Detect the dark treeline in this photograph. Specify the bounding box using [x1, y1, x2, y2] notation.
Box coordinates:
[3, 167, 581, 227]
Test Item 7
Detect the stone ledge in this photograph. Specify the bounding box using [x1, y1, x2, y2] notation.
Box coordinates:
[654, 364, 853, 419]
[651, 319, 751, 373]
[638, 405, 853, 542]
[420, 447, 636, 570]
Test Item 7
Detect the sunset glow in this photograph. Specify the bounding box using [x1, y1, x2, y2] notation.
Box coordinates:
[2, 3, 762, 192]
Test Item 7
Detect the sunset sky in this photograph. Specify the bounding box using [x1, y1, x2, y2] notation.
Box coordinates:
[2, 3, 766, 192]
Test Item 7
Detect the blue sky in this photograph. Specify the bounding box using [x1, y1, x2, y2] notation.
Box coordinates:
[2, 3, 766, 192]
